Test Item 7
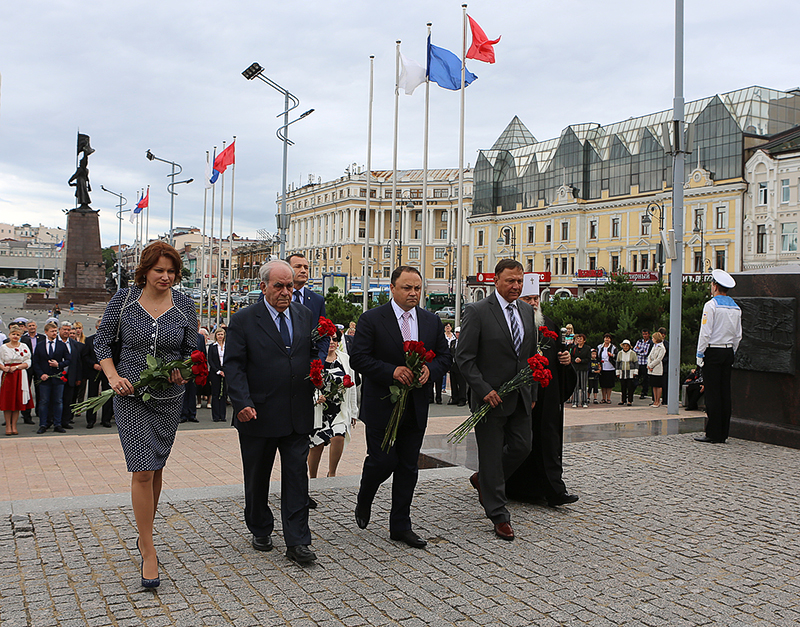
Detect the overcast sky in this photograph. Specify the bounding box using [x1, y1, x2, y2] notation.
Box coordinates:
[1, 0, 798, 248]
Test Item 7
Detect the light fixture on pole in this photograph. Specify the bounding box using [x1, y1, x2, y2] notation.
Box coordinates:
[145, 150, 189, 247]
[692, 208, 708, 282]
[495, 225, 517, 260]
[100, 185, 128, 291]
[642, 200, 666, 283]
[243, 62, 314, 260]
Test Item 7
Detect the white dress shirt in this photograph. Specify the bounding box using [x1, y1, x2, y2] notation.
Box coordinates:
[495, 291, 525, 344]
[391, 299, 418, 341]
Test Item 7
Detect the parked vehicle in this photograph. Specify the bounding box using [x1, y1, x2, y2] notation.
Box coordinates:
[435, 307, 457, 320]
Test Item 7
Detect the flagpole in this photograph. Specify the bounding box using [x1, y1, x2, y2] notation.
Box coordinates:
[145, 185, 150, 250]
[201, 152, 209, 328]
[455, 5, 467, 330]
[362, 56, 374, 312]
[421, 23, 432, 304]
[390, 41, 401, 271]
[207, 147, 216, 329]
[227, 136, 236, 323]
[217, 140, 227, 329]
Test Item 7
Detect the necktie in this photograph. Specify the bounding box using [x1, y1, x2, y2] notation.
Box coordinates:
[507, 303, 522, 355]
[278, 311, 292, 351]
[48, 340, 54, 356]
[400, 311, 413, 341]
[293, 290, 302, 303]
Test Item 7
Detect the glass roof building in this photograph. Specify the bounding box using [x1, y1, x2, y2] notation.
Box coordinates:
[474, 86, 800, 216]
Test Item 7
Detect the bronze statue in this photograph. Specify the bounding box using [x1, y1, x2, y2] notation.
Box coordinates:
[69, 133, 95, 210]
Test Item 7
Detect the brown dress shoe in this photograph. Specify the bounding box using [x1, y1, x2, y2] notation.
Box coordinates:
[469, 472, 483, 506]
[494, 521, 514, 541]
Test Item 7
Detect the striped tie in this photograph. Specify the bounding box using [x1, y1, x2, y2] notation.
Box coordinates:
[507, 303, 521, 355]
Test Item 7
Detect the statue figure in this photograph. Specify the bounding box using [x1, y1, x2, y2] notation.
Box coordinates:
[68, 133, 95, 210]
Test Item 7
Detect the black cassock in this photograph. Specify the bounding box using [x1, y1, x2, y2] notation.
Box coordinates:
[505, 314, 576, 502]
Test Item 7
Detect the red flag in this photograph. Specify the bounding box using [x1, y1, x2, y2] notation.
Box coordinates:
[466, 15, 500, 64]
[213, 141, 236, 174]
[137, 188, 149, 210]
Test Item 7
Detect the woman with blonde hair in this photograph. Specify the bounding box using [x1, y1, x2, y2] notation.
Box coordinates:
[647, 332, 666, 408]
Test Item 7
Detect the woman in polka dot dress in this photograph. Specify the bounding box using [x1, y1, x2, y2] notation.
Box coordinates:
[94, 241, 197, 588]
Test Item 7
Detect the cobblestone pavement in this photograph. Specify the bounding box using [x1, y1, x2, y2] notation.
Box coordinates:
[2, 433, 798, 627]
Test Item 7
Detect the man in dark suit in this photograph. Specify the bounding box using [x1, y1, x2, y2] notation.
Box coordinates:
[83, 319, 113, 428]
[226, 260, 318, 565]
[506, 275, 579, 508]
[57, 321, 83, 429]
[349, 266, 451, 549]
[456, 259, 538, 541]
[20, 320, 44, 424]
[286, 253, 328, 360]
[447, 327, 467, 406]
[32, 321, 70, 433]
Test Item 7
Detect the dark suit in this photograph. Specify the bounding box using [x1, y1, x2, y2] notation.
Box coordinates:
[207, 342, 228, 422]
[226, 300, 316, 547]
[20, 332, 45, 421]
[180, 333, 206, 422]
[32, 338, 70, 428]
[83, 334, 112, 427]
[293, 286, 328, 359]
[506, 314, 577, 503]
[349, 302, 451, 533]
[456, 292, 538, 524]
[60, 338, 84, 426]
[447, 336, 467, 405]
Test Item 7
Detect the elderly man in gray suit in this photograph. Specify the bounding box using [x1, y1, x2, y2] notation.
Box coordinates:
[456, 259, 538, 541]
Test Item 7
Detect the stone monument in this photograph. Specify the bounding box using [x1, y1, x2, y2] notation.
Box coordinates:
[730, 265, 799, 449]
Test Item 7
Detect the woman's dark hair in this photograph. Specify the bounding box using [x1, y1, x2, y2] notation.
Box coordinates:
[135, 241, 183, 287]
[333, 329, 343, 342]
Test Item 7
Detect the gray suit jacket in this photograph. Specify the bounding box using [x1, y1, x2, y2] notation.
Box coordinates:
[456, 292, 538, 417]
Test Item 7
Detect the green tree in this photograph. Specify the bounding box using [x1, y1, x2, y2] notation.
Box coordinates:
[101, 247, 116, 273]
[325, 287, 363, 325]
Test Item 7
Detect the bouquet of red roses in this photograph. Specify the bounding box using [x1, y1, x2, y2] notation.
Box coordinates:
[382, 340, 435, 451]
[448, 353, 551, 443]
[71, 350, 209, 414]
[537, 325, 560, 354]
[308, 359, 355, 411]
[312, 316, 338, 344]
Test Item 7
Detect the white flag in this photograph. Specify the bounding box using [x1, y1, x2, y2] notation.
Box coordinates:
[205, 156, 213, 189]
[398, 53, 426, 95]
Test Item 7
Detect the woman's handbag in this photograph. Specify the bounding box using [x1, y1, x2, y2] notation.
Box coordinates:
[110, 288, 133, 365]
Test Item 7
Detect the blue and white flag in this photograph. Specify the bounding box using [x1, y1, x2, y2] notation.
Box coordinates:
[427, 36, 477, 91]
[55, 240, 64, 251]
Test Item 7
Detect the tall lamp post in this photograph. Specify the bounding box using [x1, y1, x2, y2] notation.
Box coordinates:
[100, 186, 128, 290]
[145, 150, 189, 247]
[496, 225, 517, 260]
[692, 208, 708, 282]
[642, 200, 665, 283]
[242, 62, 314, 259]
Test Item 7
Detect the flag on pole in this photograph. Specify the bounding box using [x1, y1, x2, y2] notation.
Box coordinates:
[130, 192, 140, 223]
[137, 187, 149, 210]
[466, 16, 500, 64]
[427, 36, 477, 90]
[213, 141, 235, 174]
[398, 53, 426, 95]
[55, 240, 64, 251]
[205, 153, 215, 188]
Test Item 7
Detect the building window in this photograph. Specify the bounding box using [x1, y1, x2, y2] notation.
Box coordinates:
[781, 222, 798, 252]
[410, 189, 422, 199]
[560, 221, 569, 241]
[370, 189, 376, 198]
[570, 257, 575, 274]
[415, 211, 422, 222]
[359, 210, 366, 221]
[477, 258, 483, 273]
[384, 189, 393, 199]
[434, 267, 445, 279]
[757, 225, 767, 254]
[611, 218, 620, 238]
[641, 215, 650, 236]
[527, 225, 534, 243]
[588, 256, 596, 270]
[545, 224, 552, 243]
[434, 247, 445, 260]
[693, 251, 703, 272]
[715, 206, 727, 230]
[716, 249, 726, 270]
[383, 267, 390, 278]
[589, 220, 597, 240]
[526, 257, 533, 272]
[758, 182, 768, 205]
[545, 258, 551, 273]
[433, 189, 447, 198]
[440, 229, 448, 239]
[409, 247, 420, 260]
[781, 179, 790, 203]
[383, 247, 390, 259]
[611, 255, 619, 272]
[358, 228, 365, 238]
[360, 188, 367, 198]
[641, 253, 649, 270]
[560, 257, 568, 275]
[414, 229, 421, 240]
[441, 211, 448, 222]
[632, 254, 638, 272]
[477, 230, 484, 247]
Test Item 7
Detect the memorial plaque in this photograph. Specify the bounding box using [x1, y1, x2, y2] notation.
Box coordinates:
[733, 297, 796, 374]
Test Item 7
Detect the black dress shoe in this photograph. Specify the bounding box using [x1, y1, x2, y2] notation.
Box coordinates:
[86, 422, 95, 429]
[390, 529, 427, 548]
[308, 497, 318, 509]
[547, 493, 579, 507]
[435, 399, 442, 404]
[694, 435, 724, 443]
[252, 535, 273, 552]
[54, 426, 66, 433]
[23, 419, 34, 425]
[62, 423, 73, 429]
[447, 400, 456, 405]
[188, 418, 199, 423]
[355, 504, 371, 529]
[102, 421, 112, 428]
[286, 545, 317, 565]
[457, 401, 466, 407]
[36, 427, 47, 434]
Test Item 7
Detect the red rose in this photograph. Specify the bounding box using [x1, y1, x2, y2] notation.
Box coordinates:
[342, 375, 354, 388]
[195, 374, 208, 387]
[543, 329, 559, 340]
[538, 326, 549, 334]
[403, 341, 412, 353]
[60, 376, 67, 382]
[191, 363, 203, 375]
[424, 350, 435, 363]
[191, 350, 206, 364]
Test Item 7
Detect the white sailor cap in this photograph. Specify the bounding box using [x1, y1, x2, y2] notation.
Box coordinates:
[12, 317, 29, 324]
[711, 269, 735, 289]
[520, 272, 540, 297]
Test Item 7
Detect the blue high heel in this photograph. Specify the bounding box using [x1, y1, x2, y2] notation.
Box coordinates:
[136, 538, 160, 589]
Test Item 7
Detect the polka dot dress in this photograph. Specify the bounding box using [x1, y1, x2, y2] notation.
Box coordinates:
[95, 286, 197, 472]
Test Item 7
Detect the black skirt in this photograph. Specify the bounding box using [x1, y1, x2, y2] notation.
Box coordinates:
[599, 370, 616, 389]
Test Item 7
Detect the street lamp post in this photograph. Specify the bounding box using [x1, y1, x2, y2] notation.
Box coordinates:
[145, 150, 191, 247]
[496, 225, 517, 260]
[642, 200, 666, 283]
[693, 208, 706, 282]
[242, 62, 314, 260]
[100, 186, 128, 290]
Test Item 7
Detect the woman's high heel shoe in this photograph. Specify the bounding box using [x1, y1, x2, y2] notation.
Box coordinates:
[136, 538, 160, 589]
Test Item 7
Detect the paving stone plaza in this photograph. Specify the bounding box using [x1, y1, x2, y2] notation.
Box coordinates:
[2, 432, 798, 627]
